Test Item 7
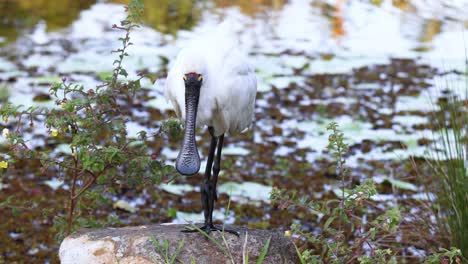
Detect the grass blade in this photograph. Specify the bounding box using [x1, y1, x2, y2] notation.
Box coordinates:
[256, 236, 271, 264]
[187, 224, 230, 257]
[243, 231, 249, 264]
[169, 238, 185, 264]
[293, 242, 306, 264]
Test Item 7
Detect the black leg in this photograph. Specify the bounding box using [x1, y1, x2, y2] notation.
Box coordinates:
[207, 133, 238, 236]
[210, 134, 223, 213]
[183, 129, 238, 236]
[203, 128, 218, 226]
[182, 127, 217, 233]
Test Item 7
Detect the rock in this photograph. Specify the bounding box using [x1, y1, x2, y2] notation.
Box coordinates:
[59, 224, 298, 264]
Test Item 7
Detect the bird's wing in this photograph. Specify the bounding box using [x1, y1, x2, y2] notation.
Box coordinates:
[211, 50, 257, 135]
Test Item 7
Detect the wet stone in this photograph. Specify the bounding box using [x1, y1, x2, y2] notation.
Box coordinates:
[59, 224, 297, 264]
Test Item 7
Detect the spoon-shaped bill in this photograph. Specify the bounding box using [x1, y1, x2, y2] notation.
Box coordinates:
[176, 81, 201, 175]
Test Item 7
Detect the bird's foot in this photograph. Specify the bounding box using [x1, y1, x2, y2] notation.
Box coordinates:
[182, 224, 239, 237]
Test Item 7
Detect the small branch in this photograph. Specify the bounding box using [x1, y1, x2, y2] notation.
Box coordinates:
[66, 155, 79, 236]
[71, 173, 98, 200]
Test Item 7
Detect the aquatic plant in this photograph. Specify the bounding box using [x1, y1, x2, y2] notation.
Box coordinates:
[425, 61, 468, 261]
[271, 122, 401, 263]
[0, 0, 174, 239]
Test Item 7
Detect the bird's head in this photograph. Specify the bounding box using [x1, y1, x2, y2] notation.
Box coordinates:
[175, 71, 203, 176]
[183, 72, 203, 89]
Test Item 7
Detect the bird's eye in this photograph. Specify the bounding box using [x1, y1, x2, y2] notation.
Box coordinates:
[197, 75, 203, 82]
[183, 75, 187, 81]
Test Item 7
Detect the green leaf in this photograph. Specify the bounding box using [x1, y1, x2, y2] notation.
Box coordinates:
[256, 237, 271, 264]
[293, 242, 306, 264]
[119, 69, 128, 77]
[163, 239, 169, 251]
[169, 238, 185, 264]
[128, 140, 145, 147]
[11, 207, 19, 217]
[186, 224, 229, 257]
[323, 216, 335, 230]
[166, 208, 177, 219]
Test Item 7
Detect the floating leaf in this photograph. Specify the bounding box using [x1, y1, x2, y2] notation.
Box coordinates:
[113, 200, 137, 213]
[44, 179, 64, 191]
[218, 182, 272, 202]
[382, 177, 418, 191]
[97, 71, 113, 80]
[222, 146, 250, 156]
[160, 184, 195, 195]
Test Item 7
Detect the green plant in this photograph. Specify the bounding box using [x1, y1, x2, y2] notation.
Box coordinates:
[0, 85, 9, 102]
[326, 121, 349, 233]
[187, 224, 236, 263]
[0, 0, 174, 239]
[425, 247, 463, 264]
[426, 64, 468, 260]
[186, 196, 236, 263]
[150, 236, 185, 264]
[271, 122, 401, 264]
[256, 236, 271, 264]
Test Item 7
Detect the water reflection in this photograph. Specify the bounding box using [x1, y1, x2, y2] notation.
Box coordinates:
[112, 0, 202, 35]
[0, 0, 95, 44]
[1, 0, 466, 48]
[419, 19, 442, 43]
[310, 0, 466, 50]
[392, 0, 415, 12]
[0, 0, 205, 42]
[113, 0, 288, 35]
[214, 0, 286, 16]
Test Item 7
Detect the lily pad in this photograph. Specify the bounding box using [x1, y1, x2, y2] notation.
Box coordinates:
[171, 209, 235, 225]
[97, 71, 113, 81]
[160, 184, 196, 195]
[393, 115, 428, 127]
[381, 177, 418, 192]
[0, 58, 16, 72]
[113, 200, 137, 213]
[31, 76, 62, 85]
[147, 96, 173, 112]
[43, 179, 64, 191]
[218, 181, 272, 202]
[161, 148, 179, 160]
[54, 144, 73, 155]
[222, 146, 250, 156]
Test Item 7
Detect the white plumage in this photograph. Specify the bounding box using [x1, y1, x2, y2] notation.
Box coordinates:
[164, 22, 257, 136]
[163, 22, 257, 234]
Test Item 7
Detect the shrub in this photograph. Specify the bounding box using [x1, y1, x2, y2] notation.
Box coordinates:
[271, 122, 400, 264]
[0, 0, 174, 239]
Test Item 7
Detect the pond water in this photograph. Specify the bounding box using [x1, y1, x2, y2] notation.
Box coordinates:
[0, 0, 467, 262]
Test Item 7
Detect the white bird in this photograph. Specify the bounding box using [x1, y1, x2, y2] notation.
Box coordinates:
[164, 22, 257, 235]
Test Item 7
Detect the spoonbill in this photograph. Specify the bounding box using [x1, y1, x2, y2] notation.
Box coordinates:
[164, 22, 257, 235]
